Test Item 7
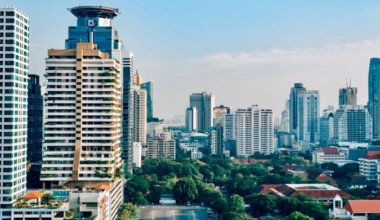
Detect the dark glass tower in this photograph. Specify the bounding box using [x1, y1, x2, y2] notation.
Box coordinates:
[141, 81, 154, 121]
[368, 58, 380, 141]
[66, 6, 122, 59]
[289, 83, 306, 135]
[27, 74, 43, 163]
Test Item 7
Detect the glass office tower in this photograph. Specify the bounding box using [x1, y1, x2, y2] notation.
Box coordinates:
[65, 6, 122, 59]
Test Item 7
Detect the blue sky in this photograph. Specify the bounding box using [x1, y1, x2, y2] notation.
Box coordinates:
[4, 0, 380, 120]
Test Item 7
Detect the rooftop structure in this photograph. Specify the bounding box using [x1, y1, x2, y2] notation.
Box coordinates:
[68, 6, 119, 18]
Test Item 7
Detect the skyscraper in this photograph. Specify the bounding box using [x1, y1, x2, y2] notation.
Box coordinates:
[289, 83, 306, 134]
[333, 105, 373, 143]
[297, 90, 320, 143]
[236, 105, 274, 156]
[209, 125, 224, 155]
[27, 74, 43, 189]
[141, 81, 154, 121]
[368, 58, 380, 141]
[189, 92, 215, 132]
[40, 7, 123, 219]
[280, 100, 290, 132]
[27, 74, 43, 164]
[185, 106, 198, 132]
[213, 105, 230, 126]
[133, 87, 147, 144]
[339, 85, 357, 106]
[319, 110, 334, 146]
[0, 7, 29, 218]
[122, 52, 136, 171]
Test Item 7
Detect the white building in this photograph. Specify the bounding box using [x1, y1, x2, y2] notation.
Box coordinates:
[133, 87, 147, 144]
[0, 7, 29, 219]
[147, 132, 176, 160]
[333, 105, 373, 143]
[185, 107, 198, 132]
[312, 147, 347, 164]
[224, 112, 236, 141]
[236, 105, 274, 156]
[147, 120, 164, 138]
[359, 151, 380, 181]
[133, 142, 142, 168]
[297, 90, 320, 143]
[330, 195, 380, 220]
[189, 92, 215, 131]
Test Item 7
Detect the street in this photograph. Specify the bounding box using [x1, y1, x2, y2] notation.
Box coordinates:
[139, 205, 211, 220]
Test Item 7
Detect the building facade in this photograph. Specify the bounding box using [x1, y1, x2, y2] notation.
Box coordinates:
[27, 74, 43, 164]
[147, 132, 176, 160]
[320, 111, 334, 146]
[236, 105, 274, 156]
[185, 106, 197, 132]
[0, 7, 29, 218]
[368, 58, 380, 142]
[189, 92, 215, 132]
[213, 105, 230, 126]
[140, 81, 153, 121]
[333, 105, 373, 143]
[359, 151, 380, 181]
[133, 87, 147, 144]
[312, 147, 347, 164]
[297, 90, 320, 143]
[289, 83, 306, 134]
[209, 125, 224, 155]
[339, 86, 357, 106]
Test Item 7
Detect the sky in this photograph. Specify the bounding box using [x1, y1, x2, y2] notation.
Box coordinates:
[4, 0, 380, 120]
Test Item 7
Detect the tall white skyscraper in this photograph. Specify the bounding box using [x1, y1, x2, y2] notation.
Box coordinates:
[297, 90, 320, 143]
[133, 87, 147, 144]
[0, 7, 29, 218]
[189, 92, 215, 131]
[185, 106, 198, 132]
[236, 105, 274, 156]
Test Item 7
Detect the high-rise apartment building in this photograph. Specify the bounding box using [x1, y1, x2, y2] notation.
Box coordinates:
[368, 58, 380, 141]
[0, 7, 29, 218]
[297, 90, 320, 143]
[141, 81, 154, 121]
[333, 105, 373, 143]
[213, 105, 230, 126]
[339, 85, 357, 106]
[189, 92, 215, 131]
[122, 52, 136, 171]
[289, 83, 306, 134]
[27, 74, 43, 164]
[209, 125, 224, 155]
[147, 132, 176, 160]
[133, 87, 147, 144]
[185, 106, 197, 132]
[319, 111, 334, 146]
[40, 6, 123, 219]
[280, 100, 290, 132]
[236, 105, 274, 156]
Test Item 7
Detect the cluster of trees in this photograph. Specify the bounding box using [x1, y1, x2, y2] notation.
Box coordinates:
[123, 156, 333, 219]
[116, 203, 138, 220]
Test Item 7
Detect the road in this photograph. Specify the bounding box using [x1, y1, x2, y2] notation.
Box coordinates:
[139, 205, 211, 220]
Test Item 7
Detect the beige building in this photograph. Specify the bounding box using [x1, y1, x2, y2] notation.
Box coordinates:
[147, 132, 176, 160]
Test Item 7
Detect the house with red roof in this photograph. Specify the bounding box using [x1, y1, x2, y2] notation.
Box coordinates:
[258, 183, 351, 202]
[330, 195, 380, 219]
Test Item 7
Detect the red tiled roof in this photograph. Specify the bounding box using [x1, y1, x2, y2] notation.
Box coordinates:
[259, 184, 351, 200]
[362, 151, 380, 160]
[321, 147, 339, 154]
[22, 191, 44, 200]
[345, 200, 380, 213]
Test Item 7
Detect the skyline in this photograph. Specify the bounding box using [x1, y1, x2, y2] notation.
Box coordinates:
[4, 0, 380, 119]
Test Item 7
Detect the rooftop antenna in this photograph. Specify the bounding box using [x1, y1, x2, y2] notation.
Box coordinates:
[345, 78, 348, 88]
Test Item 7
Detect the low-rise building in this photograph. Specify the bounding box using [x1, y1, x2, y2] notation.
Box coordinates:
[259, 183, 351, 202]
[147, 132, 176, 160]
[359, 151, 380, 181]
[330, 195, 380, 220]
[312, 147, 347, 164]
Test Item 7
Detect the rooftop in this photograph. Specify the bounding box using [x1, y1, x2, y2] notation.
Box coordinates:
[68, 6, 119, 19]
[361, 151, 380, 160]
[321, 147, 339, 155]
[345, 200, 380, 213]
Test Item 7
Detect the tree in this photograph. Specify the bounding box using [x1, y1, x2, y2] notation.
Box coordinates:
[147, 185, 162, 204]
[172, 178, 198, 204]
[210, 196, 227, 215]
[221, 212, 251, 220]
[227, 194, 246, 213]
[299, 201, 328, 220]
[117, 203, 138, 220]
[199, 165, 214, 183]
[277, 197, 301, 216]
[285, 211, 313, 220]
[245, 193, 276, 217]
